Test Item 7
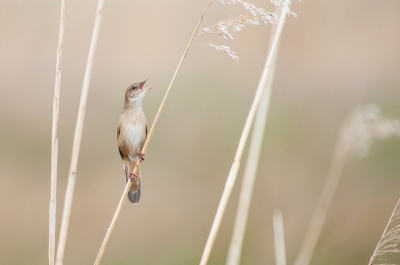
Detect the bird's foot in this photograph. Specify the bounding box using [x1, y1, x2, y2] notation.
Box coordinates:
[139, 152, 145, 161]
[129, 172, 138, 182]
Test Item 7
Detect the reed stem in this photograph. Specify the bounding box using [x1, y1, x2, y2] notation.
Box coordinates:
[49, 1, 66, 265]
[55, 1, 105, 264]
[293, 142, 350, 265]
[273, 210, 287, 265]
[93, 1, 213, 264]
[199, 1, 290, 264]
[225, 5, 281, 265]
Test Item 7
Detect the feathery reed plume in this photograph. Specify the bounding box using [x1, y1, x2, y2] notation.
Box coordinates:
[202, 43, 239, 60]
[273, 210, 287, 265]
[199, 1, 292, 264]
[195, 0, 296, 59]
[294, 104, 400, 265]
[226, 5, 281, 265]
[217, 0, 296, 16]
[197, 14, 277, 39]
[55, 1, 105, 264]
[269, 0, 298, 17]
[49, 1, 66, 265]
[369, 198, 400, 265]
[93, 1, 215, 264]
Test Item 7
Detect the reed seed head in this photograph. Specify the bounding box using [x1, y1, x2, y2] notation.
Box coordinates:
[339, 104, 400, 158]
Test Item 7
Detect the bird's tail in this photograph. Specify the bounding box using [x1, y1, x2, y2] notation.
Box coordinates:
[125, 163, 141, 204]
[128, 181, 141, 203]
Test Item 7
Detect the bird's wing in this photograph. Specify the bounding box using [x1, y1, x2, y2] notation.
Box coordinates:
[117, 125, 124, 159]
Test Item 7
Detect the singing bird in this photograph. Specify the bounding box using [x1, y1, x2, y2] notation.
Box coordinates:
[117, 78, 151, 203]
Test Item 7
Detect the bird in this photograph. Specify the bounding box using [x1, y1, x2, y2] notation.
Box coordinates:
[117, 78, 151, 203]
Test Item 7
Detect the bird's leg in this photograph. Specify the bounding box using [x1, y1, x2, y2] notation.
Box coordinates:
[139, 152, 145, 161]
[127, 158, 138, 182]
[125, 159, 132, 181]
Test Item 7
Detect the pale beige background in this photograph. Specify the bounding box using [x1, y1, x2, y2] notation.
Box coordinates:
[1, 0, 400, 264]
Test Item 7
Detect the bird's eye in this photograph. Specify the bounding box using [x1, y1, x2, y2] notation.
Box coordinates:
[131, 86, 137, 90]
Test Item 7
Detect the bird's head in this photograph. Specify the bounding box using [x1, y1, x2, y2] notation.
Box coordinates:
[125, 78, 152, 108]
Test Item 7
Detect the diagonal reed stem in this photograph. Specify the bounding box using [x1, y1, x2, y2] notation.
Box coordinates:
[49, 1, 66, 265]
[93, 1, 213, 264]
[199, 1, 290, 264]
[225, 5, 281, 265]
[293, 140, 350, 265]
[55, 1, 105, 264]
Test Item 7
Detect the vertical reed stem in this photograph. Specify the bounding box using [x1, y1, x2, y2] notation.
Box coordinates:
[49, 1, 66, 265]
[273, 210, 287, 265]
[199, 1, 290, 264]
[225, 5, 281, 265]
[55, 1, 105, 264]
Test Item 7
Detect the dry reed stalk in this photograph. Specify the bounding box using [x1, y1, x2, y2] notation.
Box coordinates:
[55, 1, 105, 264]
[93, 1, 214, 264]
[294, 105, 400, 265]
[49, 1, 66, 265]
[199, 1, 291, 264]
[273, 210, 287, 265]
[293, 140, 349, 265]
[225, 5, 281, 265]
[369, 198, 400, 265]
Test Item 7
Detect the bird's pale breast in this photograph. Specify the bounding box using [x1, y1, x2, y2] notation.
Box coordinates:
[118, 113, 146, 161]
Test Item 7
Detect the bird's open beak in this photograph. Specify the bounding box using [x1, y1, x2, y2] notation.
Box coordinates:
[139, 78, 152, 91]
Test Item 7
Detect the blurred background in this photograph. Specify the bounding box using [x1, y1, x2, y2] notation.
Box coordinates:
[1, 0, 400, 264]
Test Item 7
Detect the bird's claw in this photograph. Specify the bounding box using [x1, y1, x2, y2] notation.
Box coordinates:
[139, 152, 145, 162]
[129, 172, 138, 182]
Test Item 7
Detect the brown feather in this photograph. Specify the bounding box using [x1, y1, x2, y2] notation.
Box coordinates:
[117, 80, 149, 203]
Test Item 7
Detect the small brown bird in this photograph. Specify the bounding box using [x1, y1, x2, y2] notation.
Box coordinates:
[117, 78, 151, 203]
